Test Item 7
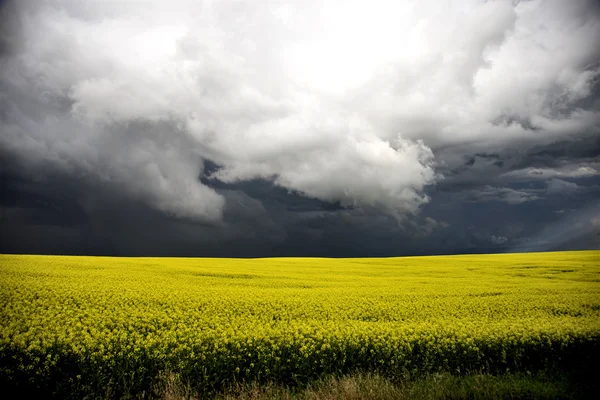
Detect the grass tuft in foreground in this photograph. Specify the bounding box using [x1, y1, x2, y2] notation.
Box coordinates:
[157, 372, 593, 400]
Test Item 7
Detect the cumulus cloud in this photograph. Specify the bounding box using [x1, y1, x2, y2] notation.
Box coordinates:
[356, 0, 600, 148]
[1, 0, 599, 224]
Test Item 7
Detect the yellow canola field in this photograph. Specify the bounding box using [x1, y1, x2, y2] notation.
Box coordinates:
[1, 251, 599, 396]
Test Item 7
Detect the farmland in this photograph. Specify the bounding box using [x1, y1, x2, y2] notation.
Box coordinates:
[1, 251, 599, 398]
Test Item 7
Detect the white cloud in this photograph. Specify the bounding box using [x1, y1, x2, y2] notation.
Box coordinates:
[2, 0, 599, 221]
[501, 165, 600, 181]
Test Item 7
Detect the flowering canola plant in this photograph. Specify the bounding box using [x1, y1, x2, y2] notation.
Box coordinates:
[1, 251, 599, 397]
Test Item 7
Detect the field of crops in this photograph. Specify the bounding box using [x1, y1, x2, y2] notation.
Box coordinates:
[1, 251, 599, 398]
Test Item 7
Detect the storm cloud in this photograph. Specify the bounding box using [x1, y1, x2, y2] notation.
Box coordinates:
[1, 0, 599, 256]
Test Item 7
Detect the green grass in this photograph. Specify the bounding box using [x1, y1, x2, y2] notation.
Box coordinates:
[176, 371, 592, 399]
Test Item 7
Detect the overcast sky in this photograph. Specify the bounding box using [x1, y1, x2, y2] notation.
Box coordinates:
[1, 0, 599, 257]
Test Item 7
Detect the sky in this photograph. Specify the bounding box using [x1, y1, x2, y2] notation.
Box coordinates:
[1, 0, 599, 257]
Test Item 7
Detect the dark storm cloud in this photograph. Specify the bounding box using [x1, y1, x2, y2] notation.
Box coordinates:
[1, 0, 599, 256]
